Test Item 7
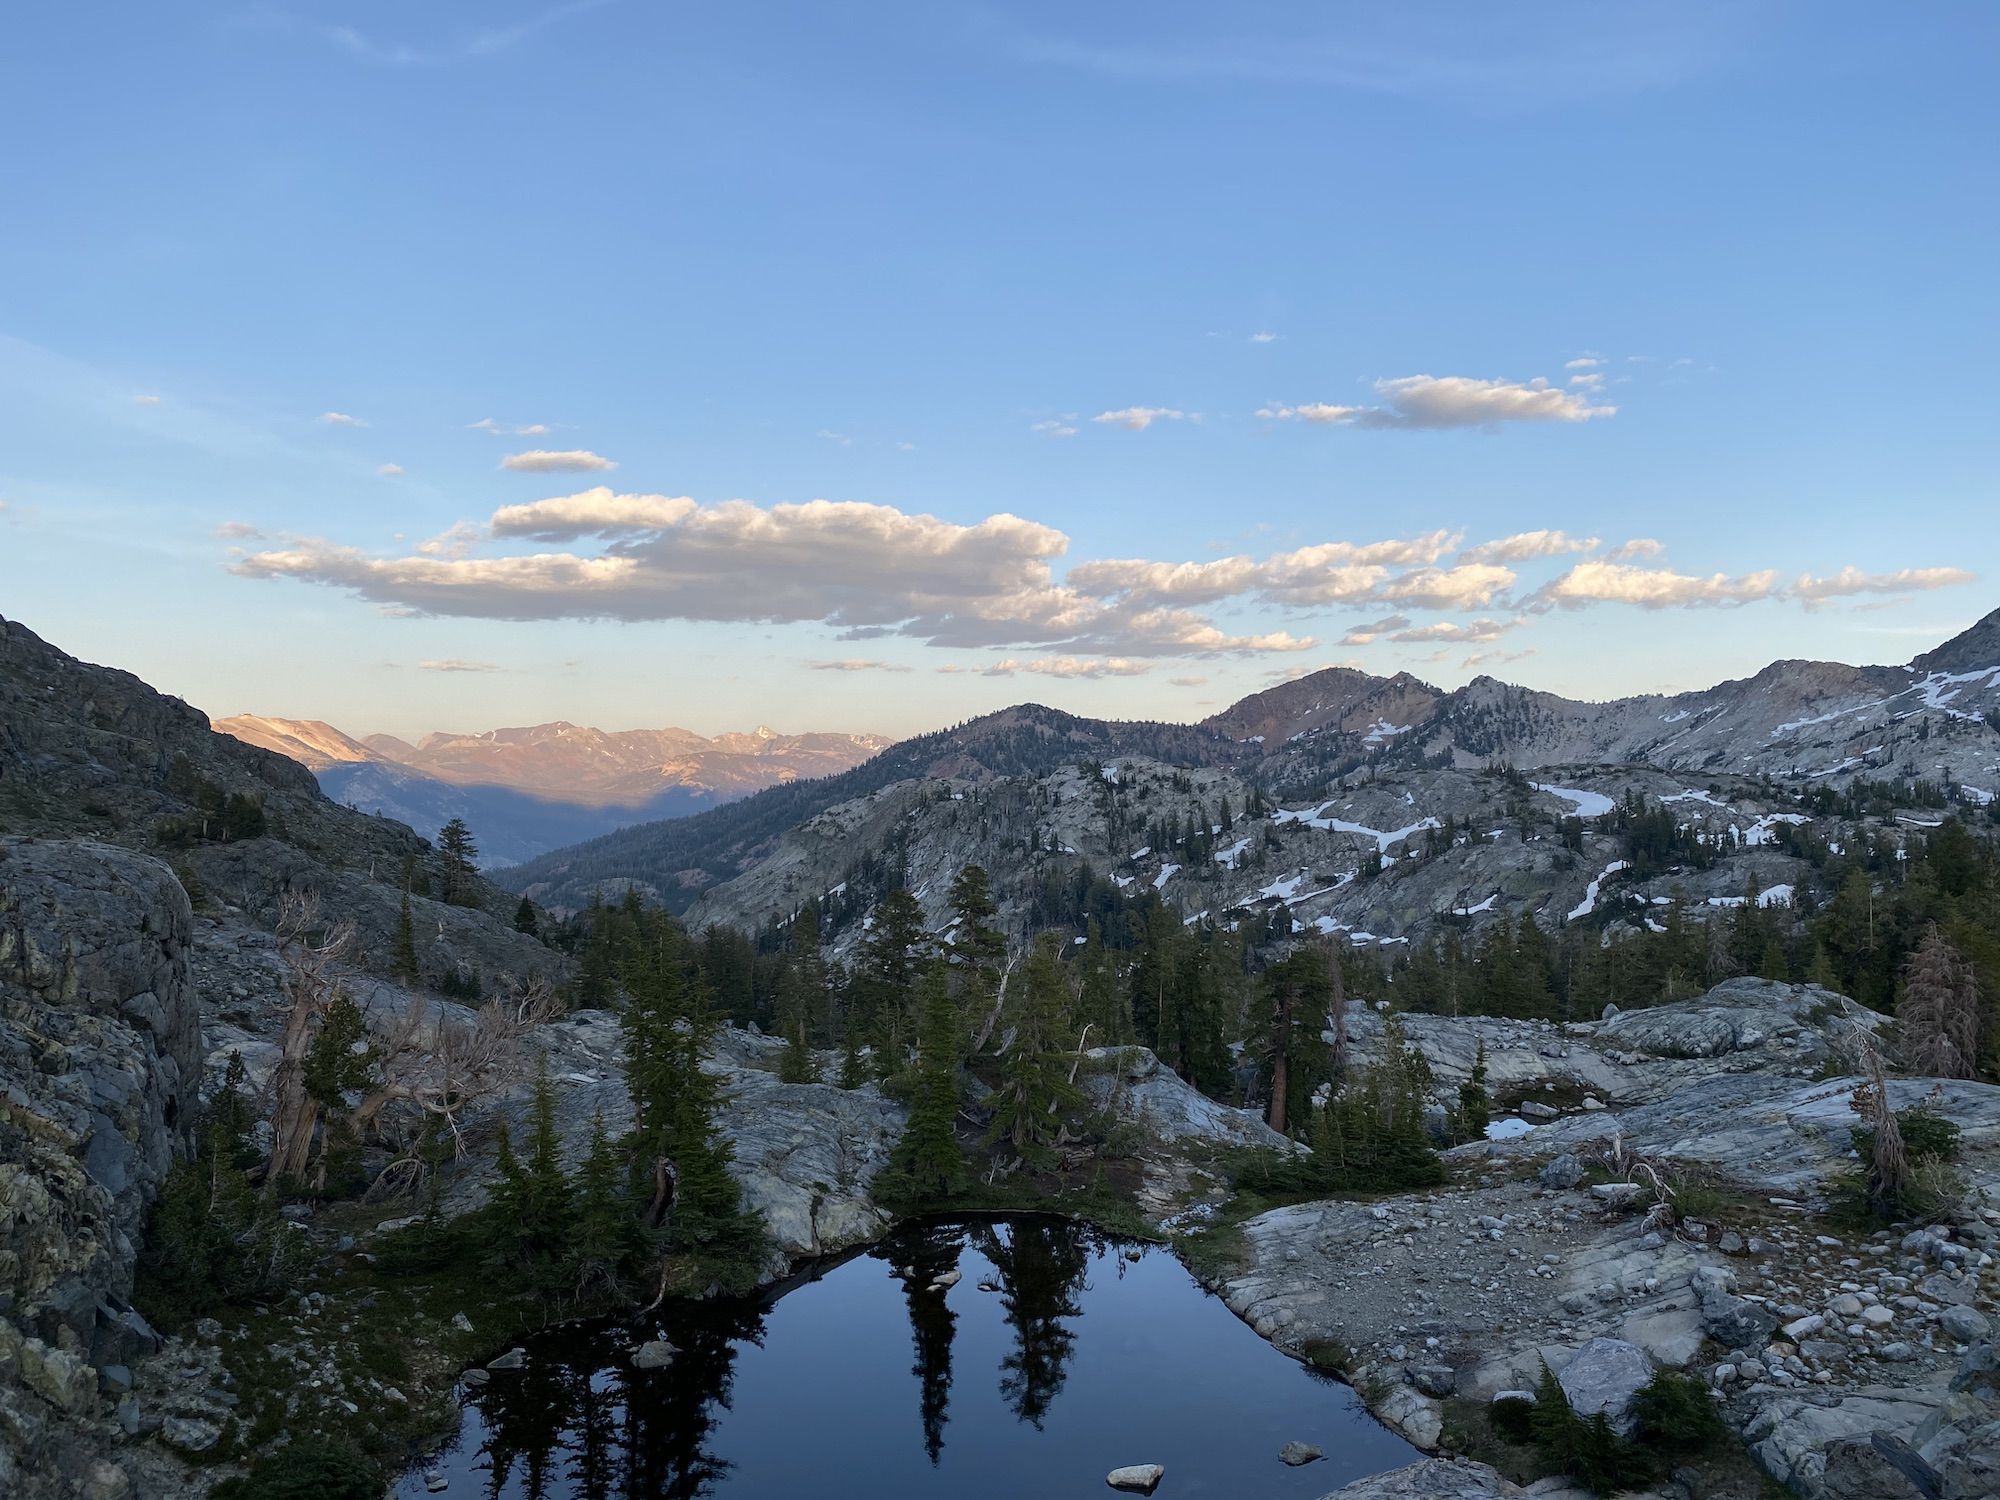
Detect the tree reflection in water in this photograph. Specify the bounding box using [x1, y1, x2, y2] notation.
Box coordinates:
[875, 1221, 965, 1464]
[465, 1298, 766, 1500]
[972, 1217, 1098, 1429]
[428, 1215, 1398, 1500]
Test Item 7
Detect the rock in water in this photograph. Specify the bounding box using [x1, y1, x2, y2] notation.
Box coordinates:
[929, 1269, 962, 1291]
[1555, 1338, 1653, 1434]
[631, 1340, 676, 1370]
[1279, 1441, 1324, 1466]
[1106, 1463, 1165, 1491]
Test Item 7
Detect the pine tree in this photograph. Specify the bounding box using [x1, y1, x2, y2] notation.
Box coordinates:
[1457, 1037, 1492, 1142]
[392, 889, 420, 982]
[855, 889, 930, 1073]
[884, 965, 968, 1200]
[570, 1110, 643, 1298]
[620, 940, 767, 1290]
[986, 937, 1082, 1165]
[513, 896, 540, 937]
[436, 817, 481, 907]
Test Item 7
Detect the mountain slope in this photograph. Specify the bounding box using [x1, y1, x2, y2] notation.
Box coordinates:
[497, 703, 1250, 911]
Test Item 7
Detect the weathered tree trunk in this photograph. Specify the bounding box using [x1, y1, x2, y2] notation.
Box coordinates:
[1268, 982, 1294, 1136]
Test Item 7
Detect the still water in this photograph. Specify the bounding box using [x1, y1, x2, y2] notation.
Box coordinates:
[399, 1216, 1414, 1499]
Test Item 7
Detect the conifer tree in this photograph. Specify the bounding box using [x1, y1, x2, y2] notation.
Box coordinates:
[1457, 1037, 1492, 1142]
[987, 937, 1081, 1164]
[620, 940, 767, 1288]
[855, 889, 930, 1071]
[885, 964, 968, 1199]
[513, 896, 540, 937]
[436, 817, 481, 906]
[392, 889, 421, 983]
[571, 1110, 643, 1298]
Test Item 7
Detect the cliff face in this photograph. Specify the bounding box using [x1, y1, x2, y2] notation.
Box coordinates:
[1, 838, 199, 1494]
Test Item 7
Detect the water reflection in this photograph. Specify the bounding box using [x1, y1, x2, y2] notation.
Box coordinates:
[406, 1216, 1415, 1500]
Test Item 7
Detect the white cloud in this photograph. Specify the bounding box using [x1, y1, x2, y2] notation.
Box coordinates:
[1794, 566, 1975, 602]
[417, 658, 501, 673]
[1092, 406, 1188, 431]
[816, 429, 852, 446]
[1388, 617, 1516, 644]
[1249, 331, 1279, 344]
[1072, 531, 1459, 609]
[132, 394, 161, 406]
[377, 463, 405, 477]
[1260, 373, 1614, 429]
[1607, 537, 1665, 561]
[215, 521, 263, 540]
[320, 411, 366, 427]
[1030, 419, 1078, 438]
[1169, 674, 1208, 687]
[1464, 648, 1535, 668]
[234, 489, 1305, 658]
[1457, 529, 1599, 565]
[1341, 614, 1411, 645]
[1535, 560, 1781, 609]
[1377, 563, 1517, 610]
[968, 656, 1154, 679]
[810, 658, 914, 673]
[500, 448, 616, 473]
[1564, 356, 1602, 370]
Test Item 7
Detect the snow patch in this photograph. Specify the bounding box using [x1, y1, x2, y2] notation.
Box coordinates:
[1531, 782, 1615, 818]
[1567, 859, 1632, 922]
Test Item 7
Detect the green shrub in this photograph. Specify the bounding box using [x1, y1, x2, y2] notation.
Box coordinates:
[1529, 1360, 1656, 1496]
[1630, 1367, 1727, 1456]
[210, 1436, 379, 1500]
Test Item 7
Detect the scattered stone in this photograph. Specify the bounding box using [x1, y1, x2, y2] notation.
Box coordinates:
[1106, 1463, 1165, 1491]
[424, 1469, 449, 1493]
[632, 1340, 677, 1370]
[1940, 1305, 1991, 1343]
[930, 1269, 963, 1291]
[487, 1347, 527, 1371]
[1538, 1155, 1583, 1190]
[1520, 1101, 1560, 1121]
[160, 1415, 221, 1454]
[1279, 1441, 1324, 1466]
[1588, 1182, 1642, 1206]
[1412, 1364, 1457, 1398]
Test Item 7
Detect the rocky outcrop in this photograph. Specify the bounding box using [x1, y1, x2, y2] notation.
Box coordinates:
[1083, 1045, 1295, 1214]
[437, 1016, 905, 1269]
[1, 838, 199, 1497]
[1311, 1457, 1527, 1500]
[1211, 980, 2000, 1499]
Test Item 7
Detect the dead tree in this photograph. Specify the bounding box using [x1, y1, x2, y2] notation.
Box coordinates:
[265, 893, 357, 1190]
[357, 975, 559, 1196]
[1898, 924, 1981, 1079]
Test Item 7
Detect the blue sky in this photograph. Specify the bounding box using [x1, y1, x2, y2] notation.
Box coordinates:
[2, 2, 1994, 739]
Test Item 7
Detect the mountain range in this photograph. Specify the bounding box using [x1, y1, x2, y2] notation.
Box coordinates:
[214, 714, 891, 868]
[494, 607, 2000, 926]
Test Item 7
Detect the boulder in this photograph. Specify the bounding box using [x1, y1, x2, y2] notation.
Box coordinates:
[1555, 1338, 1653, 1434]
[1106, 1463, 1165, 1491]
[1278, 1441, 1323, 1466]
[631, 1340, 676, 1370]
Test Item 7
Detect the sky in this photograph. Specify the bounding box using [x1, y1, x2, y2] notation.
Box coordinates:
[1, 2, 1995, 741]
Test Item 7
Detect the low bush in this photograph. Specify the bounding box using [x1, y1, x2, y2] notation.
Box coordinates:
[210, 1436, 378, 1500]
